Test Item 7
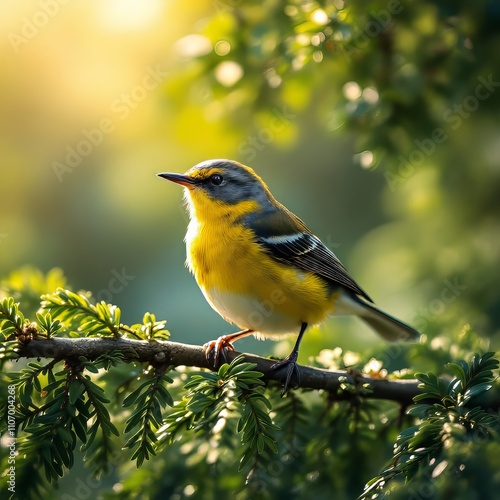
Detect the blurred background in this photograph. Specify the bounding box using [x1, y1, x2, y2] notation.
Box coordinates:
[1, 0, 499, 362]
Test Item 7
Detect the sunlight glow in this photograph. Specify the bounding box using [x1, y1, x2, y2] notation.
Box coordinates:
[214, 40, 231, 56]
[214, 61, 243, 87]
[355, 150, 375, 169]
[310, 9, 329, 25]
[175, 34, 212, 58]
[99, 0, 164, 30]
[343, 81, 362, 100]
[363, 86, 380, 104]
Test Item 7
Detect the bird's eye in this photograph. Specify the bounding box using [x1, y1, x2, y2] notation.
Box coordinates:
[210, 174, 223, 186]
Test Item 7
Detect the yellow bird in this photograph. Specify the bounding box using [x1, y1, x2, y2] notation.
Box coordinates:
[158, 159, 419, 393]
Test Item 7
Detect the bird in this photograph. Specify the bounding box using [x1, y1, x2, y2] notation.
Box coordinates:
[157, 159, 419, 394]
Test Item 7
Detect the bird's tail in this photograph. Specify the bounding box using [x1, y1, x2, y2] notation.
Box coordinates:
[335, 292, 420, 342]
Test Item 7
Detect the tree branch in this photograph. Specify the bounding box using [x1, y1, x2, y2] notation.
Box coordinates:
[14, 337, 500, 409]
[15, 337, 418, 404]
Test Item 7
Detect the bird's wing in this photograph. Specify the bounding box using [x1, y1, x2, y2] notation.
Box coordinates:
[245, 203, 373, 303]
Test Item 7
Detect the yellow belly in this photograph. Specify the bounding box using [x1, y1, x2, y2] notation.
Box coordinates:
[186, 218, 333, 336]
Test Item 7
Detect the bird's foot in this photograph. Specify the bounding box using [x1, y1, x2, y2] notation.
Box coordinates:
[202, 329, 253, 368]
[269, 353, 301, 397]
[346, 367, 364, 383]
[202, 335, 235, 367]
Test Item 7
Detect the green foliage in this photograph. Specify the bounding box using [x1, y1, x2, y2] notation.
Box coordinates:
[0, 269, 499, 499]
[157, 355, 278, 471]
[0, 297, 25, 338]
[176, 0, 500, 169]
[42, 289, 122, 338]
[0, 298, 25, 361]
[128, 312, 170, 341]
[361, 352, 500, 498]
[124, 370, 174, 467]
[0, 276, 282, 498]
[0, 267, 67, 317]
[7, 356, 119, 495]
[0, 277, 172, 498]
[34, 312, 63, 339]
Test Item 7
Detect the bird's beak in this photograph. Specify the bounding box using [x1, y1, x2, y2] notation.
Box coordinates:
[157, 172, 196, 190]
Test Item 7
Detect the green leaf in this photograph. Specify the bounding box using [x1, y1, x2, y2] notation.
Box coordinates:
[239, 448, 254, 471]
[68, 380, 85, 405]
[446, 360, 467, 386]
[463, 383, 493, 402]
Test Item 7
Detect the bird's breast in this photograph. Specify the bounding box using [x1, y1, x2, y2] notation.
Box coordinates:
[185, 219, 334, 335]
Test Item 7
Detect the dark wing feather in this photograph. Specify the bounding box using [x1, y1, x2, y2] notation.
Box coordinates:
[245, 203, 373, 302]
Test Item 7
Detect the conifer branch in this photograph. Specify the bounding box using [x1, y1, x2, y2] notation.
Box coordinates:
[15, 337, 498, 409]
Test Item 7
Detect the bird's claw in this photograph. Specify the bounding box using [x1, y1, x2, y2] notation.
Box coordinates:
[269, 356, 301, 397]
[202, 336, 235, 367]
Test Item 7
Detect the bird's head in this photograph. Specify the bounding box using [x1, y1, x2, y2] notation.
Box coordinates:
[158, 159, 274, 218]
